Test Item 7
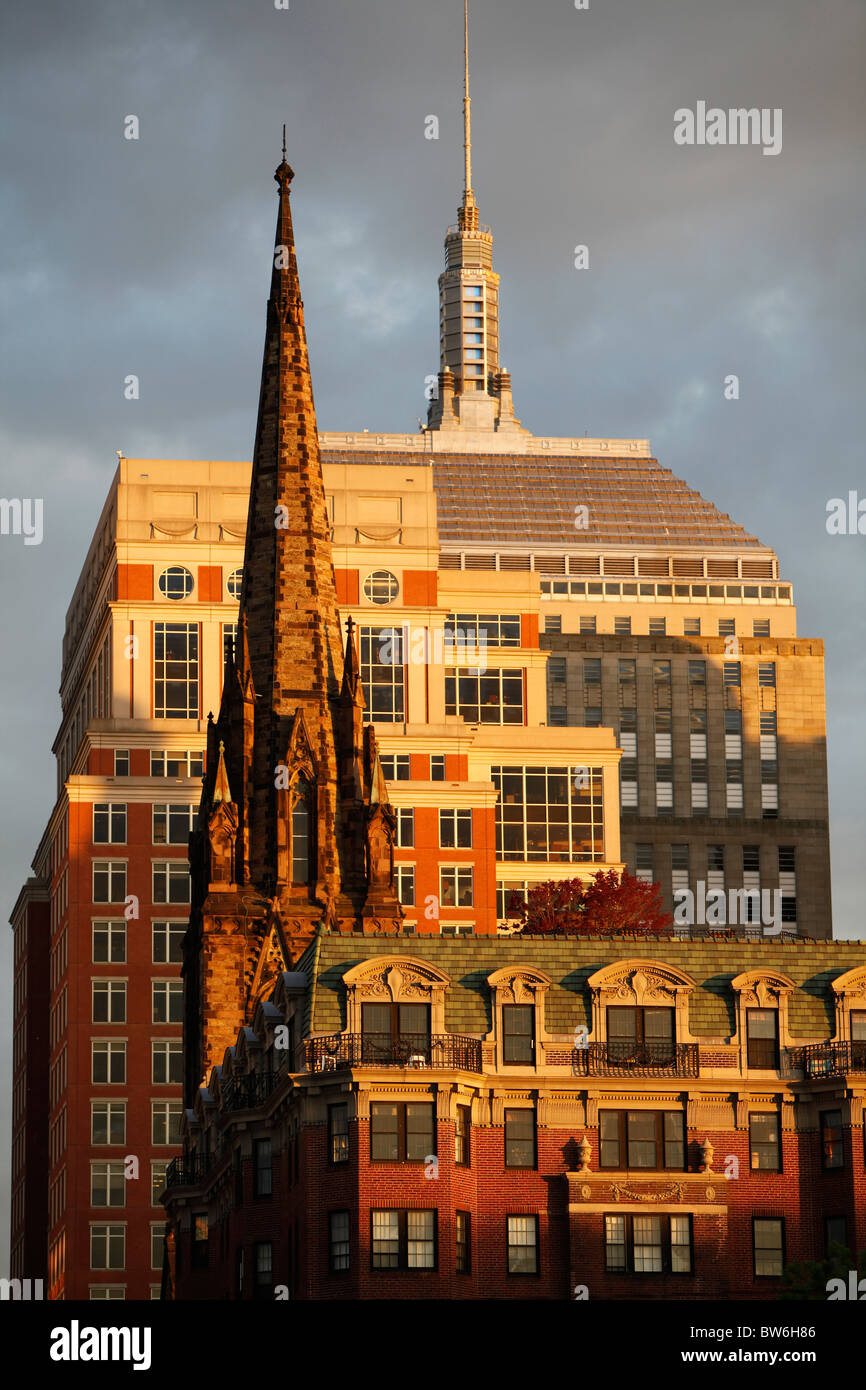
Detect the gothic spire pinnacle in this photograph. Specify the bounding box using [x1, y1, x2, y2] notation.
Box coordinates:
[212, 740, 232, 805]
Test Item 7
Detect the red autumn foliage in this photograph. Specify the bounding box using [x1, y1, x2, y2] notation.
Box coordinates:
[507, 869, 672, 936]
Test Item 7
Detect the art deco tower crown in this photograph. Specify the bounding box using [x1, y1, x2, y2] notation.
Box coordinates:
[428, 0, 524, 435]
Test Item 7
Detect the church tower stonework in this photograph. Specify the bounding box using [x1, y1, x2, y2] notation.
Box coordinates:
[183, 151, 402, 1102]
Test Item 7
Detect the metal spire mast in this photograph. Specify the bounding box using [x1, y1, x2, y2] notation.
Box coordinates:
[464, 0, 472, 197]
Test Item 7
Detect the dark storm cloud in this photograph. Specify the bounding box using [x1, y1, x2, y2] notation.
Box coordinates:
[0, 0, 864, 1262]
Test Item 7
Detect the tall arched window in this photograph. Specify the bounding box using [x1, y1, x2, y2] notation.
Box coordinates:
[292, 779, 311, 885]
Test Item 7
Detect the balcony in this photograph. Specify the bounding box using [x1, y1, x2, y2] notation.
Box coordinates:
[306, 1032, 483, 1074]
[790, 1041, 866, 1079]
[220, 1070, 288, 1113]
[573, 1041, 700, 1078]
[164, 1155, 214, 1190]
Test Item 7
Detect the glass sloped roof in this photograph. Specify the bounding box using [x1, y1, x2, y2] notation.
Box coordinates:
[321, 449, 767, 549]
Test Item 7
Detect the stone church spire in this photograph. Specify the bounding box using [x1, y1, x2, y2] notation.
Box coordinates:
[183, 149, 401, 1101]
[426, 1, 525, 438]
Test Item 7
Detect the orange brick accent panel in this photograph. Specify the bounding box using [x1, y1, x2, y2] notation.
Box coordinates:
[335, 569, 359, 605]
[116, 564, 152, 601]
[402, 571, 437, 607]
[521, 613, 539, 648]
[198, 566, 223, 602]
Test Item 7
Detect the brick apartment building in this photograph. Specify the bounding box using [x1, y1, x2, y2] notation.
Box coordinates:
[164, 936, 866, 1301]
[9, 31, 843, 1300]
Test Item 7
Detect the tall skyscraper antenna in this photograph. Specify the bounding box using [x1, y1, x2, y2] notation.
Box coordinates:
[463, 0, 472, 197]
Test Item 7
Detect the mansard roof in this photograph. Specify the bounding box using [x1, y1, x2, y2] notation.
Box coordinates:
[303, 935, 866, 1040]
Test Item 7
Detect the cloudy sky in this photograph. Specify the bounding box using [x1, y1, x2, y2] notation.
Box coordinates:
[0, 0, 863, 1262]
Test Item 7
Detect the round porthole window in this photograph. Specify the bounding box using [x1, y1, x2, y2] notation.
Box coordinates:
[227, 568, 243, 599]
[363, 570, 399, 605]
[158, 566, 194, 600]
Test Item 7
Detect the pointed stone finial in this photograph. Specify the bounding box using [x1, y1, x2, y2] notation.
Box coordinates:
[212, 740, 232, 805]
[341, 615, 364, 706]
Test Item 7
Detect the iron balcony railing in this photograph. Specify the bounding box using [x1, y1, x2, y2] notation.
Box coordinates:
[306, 1032, 483, 1074]
[573, 1041, 700, 1078]
[220, 1071, 287, 1113]
[164, 1155, 215, 1190]
[789, 1041, 866, 1078]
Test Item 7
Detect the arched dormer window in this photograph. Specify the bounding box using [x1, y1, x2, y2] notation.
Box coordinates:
[291, 778, 312, 886]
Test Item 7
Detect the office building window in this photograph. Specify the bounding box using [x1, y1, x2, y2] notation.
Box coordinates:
[93, 804, 126, 844]
[92, 921, 126, 964]
[778, 845, 797, 923]
[683, 618, 701, 636]
[151, 1102, 183, 1146]
[396, 807, 414, 847]
[90, 1225, 125, 1271]
[91, 1101, 126, 1145]
[91, 1162, 126, 1208]
[723, 662, 741, 686]
[634, 843, 654, 884]
[92, 981, 126, 1024]
[92, 1040, 126, 1085]
[360, 626, 406, 723]
[439, 808, 472, 848]
[648, 617, 666, 635]
[395, 864, 415, 907]
[154, 623, 199, 719]
[758, 662, 776, 687]
[440, 865, 473, 907]
[152, 981, 183, 1023]
[93, 862, 127, 904]
[152, 1040, 182, 1084]
[114, 750, 130, 776]
[445, 668, 524, 724]
[492, 764, 604, 863]
[579, 616, 597, 635]
[152, 861, 190, 904]
[671, 844, 689, 898]
[152, 920, 185, 963]
[430, 755, 446, 781]
[380, 754, 410, 780]
[152, 803, 196, 845]
[445, 613, 521, 648]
